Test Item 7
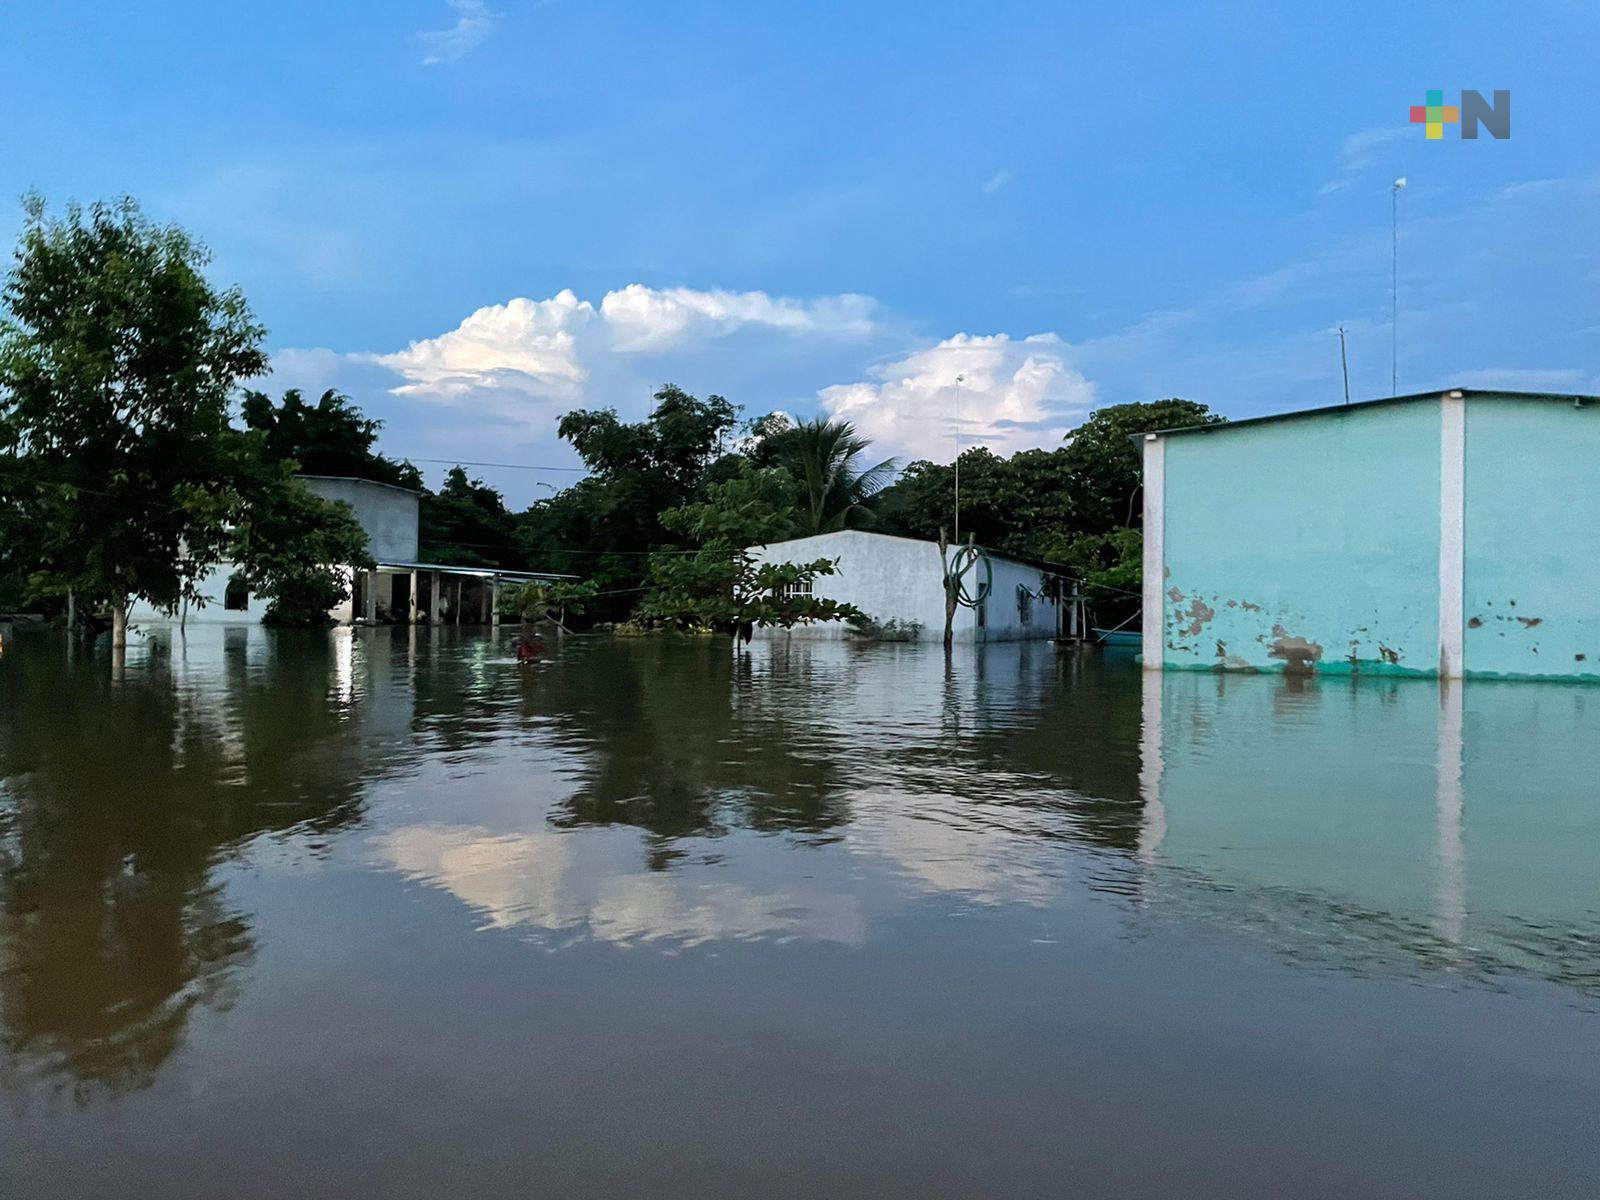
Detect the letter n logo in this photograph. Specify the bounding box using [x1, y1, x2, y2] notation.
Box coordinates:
[1460, 90, 1511, 139]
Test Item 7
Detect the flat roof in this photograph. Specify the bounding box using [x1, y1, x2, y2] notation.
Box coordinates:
[1140, 388, 1600, 442]
[297, 474, 422, 496]
[754, 529, 1077, 579]
[376, 560, 577, 581]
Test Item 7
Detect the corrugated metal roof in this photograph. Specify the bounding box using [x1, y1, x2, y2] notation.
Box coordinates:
[1137, 388, 1600, 442]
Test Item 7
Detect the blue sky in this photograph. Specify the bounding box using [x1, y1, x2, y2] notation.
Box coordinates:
[2, 1, 1595, 503]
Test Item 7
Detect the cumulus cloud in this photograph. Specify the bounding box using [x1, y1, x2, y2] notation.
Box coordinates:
[817, 333, 1096, 462]
[366, 283, 881, 426]
[374, 289, 595, 403]
[417, 0, 500, 66]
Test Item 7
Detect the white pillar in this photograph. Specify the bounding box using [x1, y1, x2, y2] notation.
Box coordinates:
[1438, 391, 1466, 679]
[430, 571, 442, 625]
[480, 578, 491, 625]
[408, 570, 420, 624]
[1433, 678, 1466, 947]
[1137, 666, 1166, 864]
[363, 570, 378, 623]
[1140, 434, 1166, 671]
[490, 579, 500, 626]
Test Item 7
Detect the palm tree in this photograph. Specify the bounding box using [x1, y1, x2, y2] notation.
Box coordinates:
[775, 418, 898, 536]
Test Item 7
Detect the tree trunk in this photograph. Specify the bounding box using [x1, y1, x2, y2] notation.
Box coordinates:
[111, 601, 128, 648]
[938, 528, 955, 651]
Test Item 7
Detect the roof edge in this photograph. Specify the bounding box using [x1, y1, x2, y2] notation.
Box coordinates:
[1135, 388, 1600, 443]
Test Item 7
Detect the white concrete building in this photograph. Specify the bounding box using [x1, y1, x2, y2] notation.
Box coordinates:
[746, 530, 1075, 642]
[130, 475, 570, 628]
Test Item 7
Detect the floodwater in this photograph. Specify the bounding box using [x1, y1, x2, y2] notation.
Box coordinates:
[0, 629, 1597, 1199]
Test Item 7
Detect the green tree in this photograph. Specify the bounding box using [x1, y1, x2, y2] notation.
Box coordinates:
[517, 385, 745, 616]
[641, 551, 860, 637]
[421, 466, 519, 567]
[769, 417, 896, 536]
[240, 387, 421, 489]
[1058, 398, 1222, 530]
[0, 196, 267, 644]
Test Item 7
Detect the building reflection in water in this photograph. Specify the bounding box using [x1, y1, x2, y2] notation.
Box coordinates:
[1135, 666, 1599, 994]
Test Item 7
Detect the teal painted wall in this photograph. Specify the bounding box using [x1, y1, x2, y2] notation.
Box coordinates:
[1463, 399, 1600, 679]
[1160, 401, 1442, 674]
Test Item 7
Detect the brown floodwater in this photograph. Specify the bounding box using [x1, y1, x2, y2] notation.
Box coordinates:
[0, 627, 1597, 1198]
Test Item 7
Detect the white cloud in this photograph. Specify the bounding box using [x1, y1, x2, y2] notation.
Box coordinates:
[598, 283, 878, 351]
[373, 289, 595, 405]
[364, 284, 882, 428]
[981, 169, 1016, 196]
[817, 333, 1096, 462]
[417, 0, 500, 66]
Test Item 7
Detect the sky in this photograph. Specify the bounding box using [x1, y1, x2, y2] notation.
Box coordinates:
[1, 1, 1596, 504]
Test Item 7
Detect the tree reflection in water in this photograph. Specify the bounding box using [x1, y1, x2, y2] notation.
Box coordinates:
[0, 630, 390, 1098]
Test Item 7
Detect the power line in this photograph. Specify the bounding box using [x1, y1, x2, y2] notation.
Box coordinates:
[407, 457, 587, 472]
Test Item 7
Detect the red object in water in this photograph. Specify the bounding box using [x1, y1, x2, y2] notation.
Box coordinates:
[516, 637, 545, 664]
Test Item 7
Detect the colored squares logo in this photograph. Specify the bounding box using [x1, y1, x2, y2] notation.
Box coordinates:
[1410, 89, 1459, 139]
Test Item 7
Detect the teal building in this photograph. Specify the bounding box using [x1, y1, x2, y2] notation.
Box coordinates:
[1140, 388, 1600, 680]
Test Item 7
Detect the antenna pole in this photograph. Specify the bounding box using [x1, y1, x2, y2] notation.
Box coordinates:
[952, 374, 964, 546]
[1391, 178, 1404, 396]
[1338, 325, 1351, 405]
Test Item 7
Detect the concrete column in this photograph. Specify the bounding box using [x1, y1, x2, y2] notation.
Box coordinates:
[408, 570, 420, 624]
[430, 571, 442, 625]
[1438, 391, 1466, 679]
[480, 578, 491, 625]
[490, 579, 501, 626]
[454, 577, 463, 624]
[1137, 666, 1166, 864]
[1140, 434, 1166, 671]
[364, 570, 378, 623]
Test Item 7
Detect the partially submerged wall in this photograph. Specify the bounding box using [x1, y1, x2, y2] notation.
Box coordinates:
[1462, 399, 1600, 679]
[1154, 400, 1442, 675]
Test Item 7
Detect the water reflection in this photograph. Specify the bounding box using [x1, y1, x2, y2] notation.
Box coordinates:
[1, 627, 1597, 1116]
[0, 629, 412, 1096]
[1136, 669, 1600, 995]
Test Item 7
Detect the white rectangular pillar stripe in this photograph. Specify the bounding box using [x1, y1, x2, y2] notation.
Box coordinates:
[1438, 392, 1466, 679]
[430, 571, 442, 625]
[408, 570, 420, 624]
[1141, 434, 1166, 671]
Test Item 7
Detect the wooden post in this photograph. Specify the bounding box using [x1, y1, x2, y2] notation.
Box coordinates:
[408, 570, 420, 624]
[430, 571, 442, 625]
[938, 528, 956, 650]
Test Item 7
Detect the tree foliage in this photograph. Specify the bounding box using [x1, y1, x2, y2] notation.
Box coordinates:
[241, 387, 421, 489]
[766, 417, 896, 536]
[0, 196, 267, 630]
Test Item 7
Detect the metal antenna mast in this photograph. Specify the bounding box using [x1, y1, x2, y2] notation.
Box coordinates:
[1338, 325, 1351, 405]
[1392, 177, 1406, 395]
[952, 373, 965, 545]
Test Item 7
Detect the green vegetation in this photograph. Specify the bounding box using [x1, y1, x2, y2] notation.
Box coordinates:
[0, 197, 371, 636]
[0, 195, 1223, 642]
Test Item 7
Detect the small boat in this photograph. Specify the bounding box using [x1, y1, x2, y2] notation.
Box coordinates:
[1093, 627, 1141, 647]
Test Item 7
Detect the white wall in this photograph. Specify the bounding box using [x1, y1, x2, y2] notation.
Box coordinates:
[746, 531, 1062, 642]
[128, 560, 272, 627]
[299, 476, 420, 563]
